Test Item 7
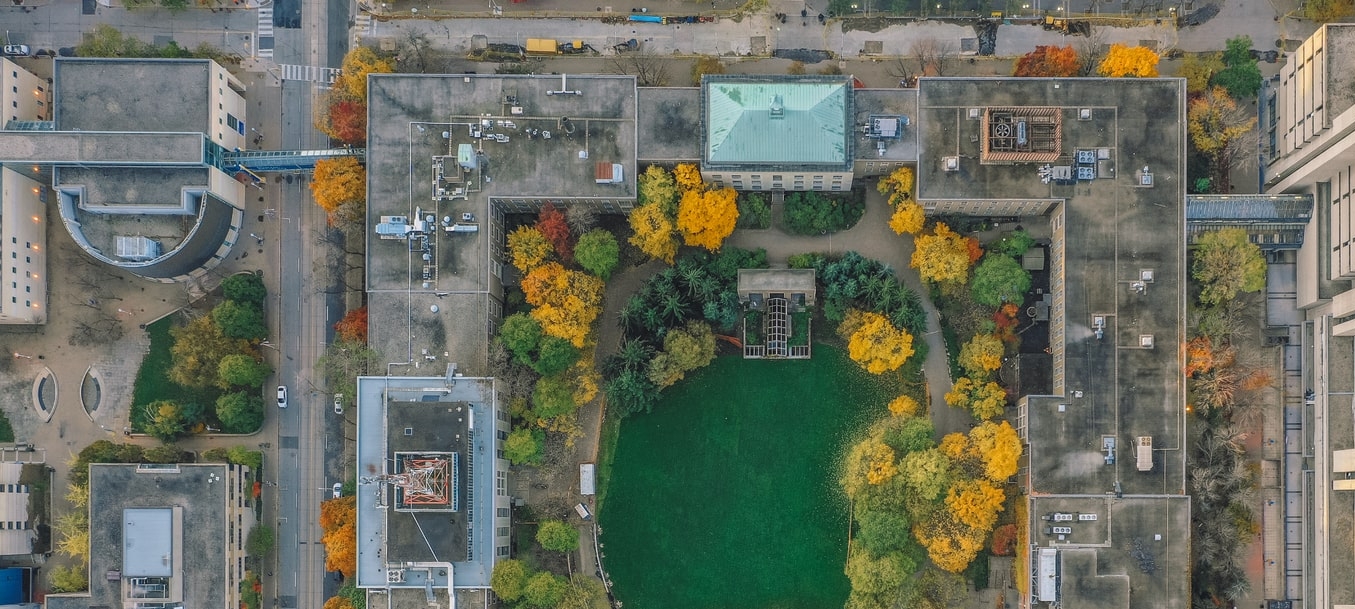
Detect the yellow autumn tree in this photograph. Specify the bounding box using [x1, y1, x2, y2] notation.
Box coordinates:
[889, 201, 926, 235]
[939, 432, 972, 460]
[844, 310, 916, 374]
[914, 512, 989, 573]
[944, 377, 1007, 421]
[958, 333, 1004, 378]
[911, 222, 971, 284]
[310, 157, 366, 226]
[841, 435, 901, 499]
[677, 186, 739, 251]
[507, 225, 553, 273]
[1096, 44, 1160, 78]
[888, 395, 921, 417]
[970, 420, 1022, 482]
[521, 263, 605, 347]
[878, 166, 915, 205]
[945, 479, 1006, 532]
[628, 202, 678, 264]
[334, 46, 394, 103]
[673, 163, 704, 192]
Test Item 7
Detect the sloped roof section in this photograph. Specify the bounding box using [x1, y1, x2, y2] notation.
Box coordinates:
[703, 76, 851, 167]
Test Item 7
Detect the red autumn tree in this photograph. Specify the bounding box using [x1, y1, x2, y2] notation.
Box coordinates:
[1013, 45, 1081, 77]
[334, 307, 368, 343]
[991, 524, 1018, 555]
[536, 202, 573, 262]
[327, 99, 367, 145]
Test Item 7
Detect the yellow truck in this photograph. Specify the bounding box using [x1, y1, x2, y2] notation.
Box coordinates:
[526, 38, 558, 55]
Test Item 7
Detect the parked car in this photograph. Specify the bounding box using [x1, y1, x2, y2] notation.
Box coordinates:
[276, 385, 288, 408]
[2, 45, 30, 57]
[57, 47, 77, 57]
[332, 483, 342, 498]
[333, 393, 343, 414]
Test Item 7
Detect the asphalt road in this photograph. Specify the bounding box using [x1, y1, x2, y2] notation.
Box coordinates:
[270, 0, 349, 605]
[2, 1, 257, 54]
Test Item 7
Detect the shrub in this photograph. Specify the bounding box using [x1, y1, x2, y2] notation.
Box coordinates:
[783, 191, 866, 235]
[736, 193, 771, 229]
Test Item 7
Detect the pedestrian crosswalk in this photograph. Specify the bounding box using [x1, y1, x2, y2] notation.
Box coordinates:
[279, 64, 340, 86]
[256, 6, 274, 58]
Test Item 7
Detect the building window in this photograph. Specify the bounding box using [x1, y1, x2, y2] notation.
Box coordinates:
[497, 527, 509, 537]
[497, 546, 510, 557]
[498, 507, 510, 518]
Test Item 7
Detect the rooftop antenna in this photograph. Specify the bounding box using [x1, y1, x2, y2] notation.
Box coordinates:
[547, 73, 582, 96]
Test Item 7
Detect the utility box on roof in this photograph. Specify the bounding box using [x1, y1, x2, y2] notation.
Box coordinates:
[595, 163, 624, 184]
[1136, 436, 1153, 471]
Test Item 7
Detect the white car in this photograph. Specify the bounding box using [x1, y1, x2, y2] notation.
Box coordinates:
[333, 393, 343, 414]
[276, 385, 288, 408]
[332, 483, 342, 498]
[2, 45, 30, 57]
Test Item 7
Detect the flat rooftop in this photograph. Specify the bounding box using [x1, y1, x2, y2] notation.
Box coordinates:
[54, 58, 212, 133]
[46, 464, 229, 609]
[853, 89, 919, 163]
[0, 132, 205, 165]
[365, 74, 637, 292]
[1028, 496, 1190, 609]
[367, 291, 492, 378]
[355, 376, 501, 589]
[916, 78, 1188, 496]
[58, 167, 207, 207]
[637, 87, 701, 163]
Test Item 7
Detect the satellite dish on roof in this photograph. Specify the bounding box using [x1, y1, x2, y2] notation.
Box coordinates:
[431, 305, 440, 313]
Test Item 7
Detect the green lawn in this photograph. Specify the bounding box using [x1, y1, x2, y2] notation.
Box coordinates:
[599, 345, 900, 609]
[130, 316, 221, 431]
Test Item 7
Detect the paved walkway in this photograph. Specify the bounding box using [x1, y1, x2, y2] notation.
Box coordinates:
[723, 184, 964, 434]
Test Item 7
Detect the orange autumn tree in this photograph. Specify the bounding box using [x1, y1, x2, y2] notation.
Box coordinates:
[1097, 44, 1161, 78]
[319, 496, 357, 577]
[323, 596, 355, 609]
[1185, 335, 1216, 377]
[912, 222, 972, 284]
[521, 262, 605, 347]
[676, 186, 739, 251]
[1013, 45, 1081, 77]
[310, 157, 366, 226]
[322, 99, 367, 145]
[334, 307, 368, 343]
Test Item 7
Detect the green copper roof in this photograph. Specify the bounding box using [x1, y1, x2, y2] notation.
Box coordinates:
[704, 79, 849, 166]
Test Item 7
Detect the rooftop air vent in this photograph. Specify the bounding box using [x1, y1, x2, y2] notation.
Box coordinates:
[404, 428, 414, 436]
[769, 94, 784, 119]
[1140, 335, 1155, 349]
[1079, 108, 1092, 120]
[968, 108, 980, 120]
[943, 156, 960, 172]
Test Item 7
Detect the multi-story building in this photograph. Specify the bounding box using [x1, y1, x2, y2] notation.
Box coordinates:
[352, 374, 509, 607]
[0, 58, 248, 284]
[1261, 22, 1355, 609]
[45, 463, 256, 609]
[0, 58, 49, 324]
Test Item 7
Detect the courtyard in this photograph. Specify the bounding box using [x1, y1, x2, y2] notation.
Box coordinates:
[598, 345, 903, 609]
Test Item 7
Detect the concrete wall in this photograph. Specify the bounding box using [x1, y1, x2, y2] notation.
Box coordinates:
[703, 169, 853, 192]
[208, 62, 248, 152]
[1, 58, 48, 124]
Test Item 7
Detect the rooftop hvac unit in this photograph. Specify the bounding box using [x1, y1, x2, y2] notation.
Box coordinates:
[115, 236, 161, 261]
[943, 156, 960, 172]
